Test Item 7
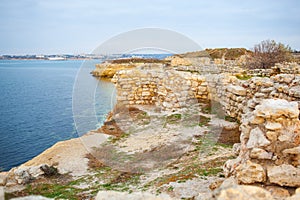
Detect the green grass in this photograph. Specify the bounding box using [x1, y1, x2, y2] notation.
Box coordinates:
[236, 74, 252, 80]
[163, 113, 182, 127]
[8, 163, 143, 200]
[25, 183, 86, 200]
[198, 115, 210, 127]
[108, 132, 131, 143]
[224, 115, 238, 123]
[136, 112, 151, 125]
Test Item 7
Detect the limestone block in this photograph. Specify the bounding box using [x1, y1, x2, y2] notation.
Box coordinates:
[273, 74, 295, 84]
[227, 85, 247, 96]
[232, 143, 241, 156]
[254, 99, 299, 119]
[265, 186, 290, 200]
[266, 131, 278, 142]
[216, 185, 274, 200]
[246, 127, 270, 149]
[235, 160, 266, 184]
[287, 193, 300, 200]
[283, 146, 300, 155]
[289, 86, 300, 98]
[267, 164, 300, 187]
[250, 148, 273, 159]
[249, 116, 265, 125]
[142, 91, 151, 96]
[260, 87, 275, 93]
[265, 122, 282, 131]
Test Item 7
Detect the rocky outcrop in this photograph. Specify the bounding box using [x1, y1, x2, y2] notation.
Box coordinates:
[1, 132, 109, 187]
[92, 58, 168, 78]
[92, 63, 137, 78]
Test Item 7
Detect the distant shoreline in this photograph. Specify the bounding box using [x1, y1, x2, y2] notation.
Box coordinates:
[0, 58, 98, 61]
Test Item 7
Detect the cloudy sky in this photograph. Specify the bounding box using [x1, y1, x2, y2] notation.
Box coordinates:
[0, 0, 299, 54]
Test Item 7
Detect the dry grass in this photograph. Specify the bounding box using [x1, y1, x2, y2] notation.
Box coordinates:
[109, 58, 168, 64]
[85, 153, 105, 169]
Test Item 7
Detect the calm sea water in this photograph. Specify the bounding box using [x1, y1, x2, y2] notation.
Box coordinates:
[0, 60, 115, 171]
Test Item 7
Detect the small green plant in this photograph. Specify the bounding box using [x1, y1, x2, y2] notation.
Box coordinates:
[24, 183, 85, 200]
[167, 186, 174, 191]
[224, 115, 238, 123]
[236, 74, 252, 80]
[198, 115, 210, 127]
[108, 132, 131, 143]
[40, 165, 59, 177]
[163, 113, 182, 127]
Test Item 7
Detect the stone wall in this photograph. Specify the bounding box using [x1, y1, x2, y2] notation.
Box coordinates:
[112, 64, 209, 110]
[112, 63, 300, 189]
[113, 65, 300, 120]
[174, 59, 300, 76]
[215, 74, 300, 120]
[224, 99, 300, 187]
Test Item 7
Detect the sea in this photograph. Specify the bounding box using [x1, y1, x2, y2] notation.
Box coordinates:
[0, 54, 171, 171]
[0, 59, 115, 171]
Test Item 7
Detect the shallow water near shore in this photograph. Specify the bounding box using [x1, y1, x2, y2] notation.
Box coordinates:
[0, 60, 115, 171]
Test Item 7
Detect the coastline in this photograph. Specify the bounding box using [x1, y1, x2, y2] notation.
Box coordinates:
[2, 53, 300, 199]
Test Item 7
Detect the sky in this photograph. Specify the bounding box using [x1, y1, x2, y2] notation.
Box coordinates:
[0, 0, 299, 54]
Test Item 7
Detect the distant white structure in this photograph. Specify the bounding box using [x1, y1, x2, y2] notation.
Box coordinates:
[48, 56, 66, 61]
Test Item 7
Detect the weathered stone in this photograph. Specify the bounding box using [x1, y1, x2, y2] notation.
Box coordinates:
[255, 99, 299, 119]
[0, 187, 3, 200]
[265, 122, 282, 130]
[283, 146, 300, 155]
[0, 172, 7, 186]
[290, 86, 300, 98]
[223, 158, 241, 178]
[96, 191, 172, 200]
[250, 116, 265, 124]
[246, 127, 270, 149]
[14, 168, 32, 184]
[265, 186, 290, 200]
[142, 91, 151, 96]
[273, 74, 295, 84]
[266, 131, 278, 142]
[250, 148, 272, 159]
[216, 185, 274, 200]
[287, 193, 300, 200]
[232, 143, 241, 156]
[227, 85, 247, 96]
[235, 160, 266, 184]
[278, 129, 295, 142]
[267, 164, 300, 187]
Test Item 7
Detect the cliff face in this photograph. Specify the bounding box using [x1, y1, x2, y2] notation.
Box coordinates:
[92, 58, 168, 78]
[92, 63, 137, 78]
